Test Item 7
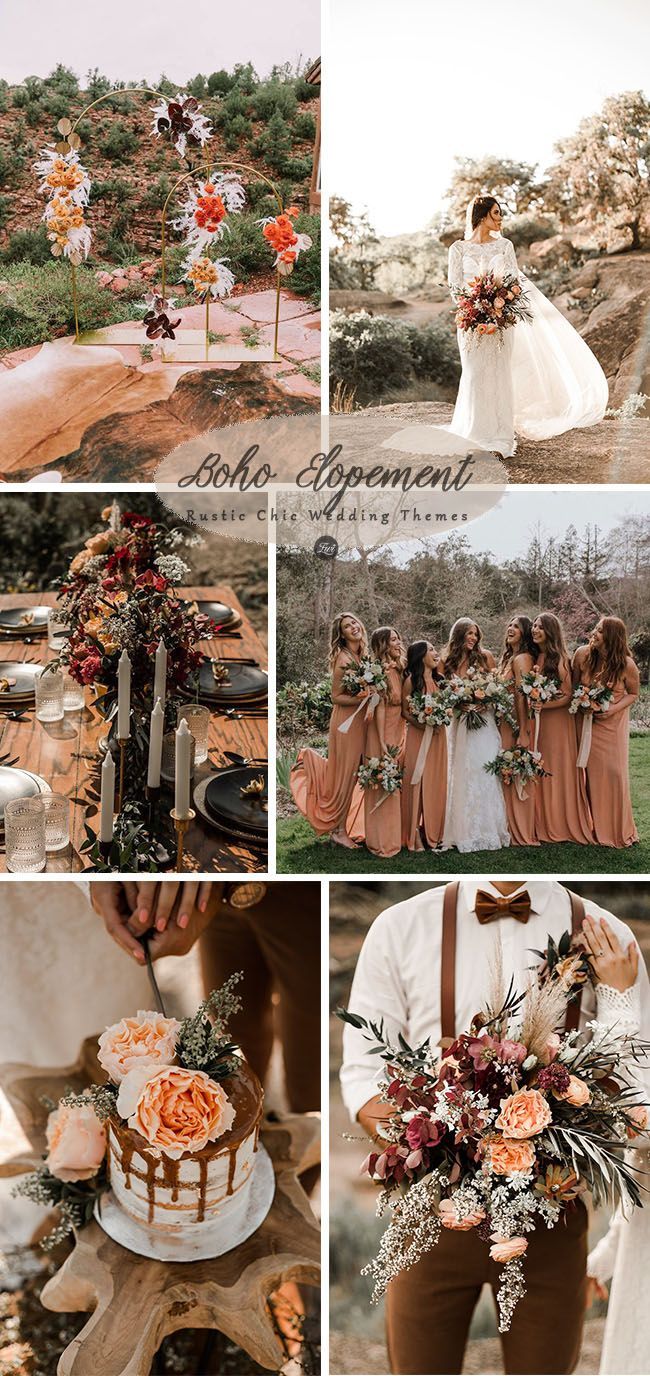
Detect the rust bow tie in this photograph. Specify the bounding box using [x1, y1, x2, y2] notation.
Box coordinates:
[474, 889, 532, 924]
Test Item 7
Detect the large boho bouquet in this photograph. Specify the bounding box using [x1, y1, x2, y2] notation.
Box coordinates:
[341, 657, 389, 699]
[569, 684, 613, 716]
[454, 271, 532, 340]
[484, 746, 550, 798]
[407, 689, 453, 729]
[14, 975, 244, 1249]
[357, 746, 404, 806]
[54, 505, 216, 727]
[338, 961, 648, 1332]
[519, 670, 559, 713]
[446, 668, 517, 732]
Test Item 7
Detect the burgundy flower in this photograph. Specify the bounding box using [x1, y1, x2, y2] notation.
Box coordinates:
[537, 1063, 571, 1095]
[135, 571, 168, 592]
[77, 652, 102, 685]
[122, 513, 155, 530]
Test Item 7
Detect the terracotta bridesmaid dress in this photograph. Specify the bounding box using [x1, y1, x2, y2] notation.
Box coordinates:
[290, 650, 365, 842]
[364, 664, 406, 858]
[579, 681, 638, 847]
[401, 674, 448, 851]
[533, 664, 595, 845]
[499, 663, 538, 846]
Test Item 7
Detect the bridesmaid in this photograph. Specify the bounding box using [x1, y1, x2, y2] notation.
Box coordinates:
[401, 640, 448, 852]
[364, 626, 406, 859]
[290, 611, 368, 848]
[572, 617, 639, 847]
[498, 615, 538, 846]
[530, 612, 594, 844]
[439, 616, 495, 678]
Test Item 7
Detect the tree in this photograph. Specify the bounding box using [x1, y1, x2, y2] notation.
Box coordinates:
[544, 91, 650, 246]
[443, 156, 541, 227]
[85, 68, 111, 99]
[330, 197, 379, 290]
[259, 109, 293, 171]
[207, 70, 234, 96]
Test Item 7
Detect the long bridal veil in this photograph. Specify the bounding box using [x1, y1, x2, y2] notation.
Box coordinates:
[510, 274, 608, 439]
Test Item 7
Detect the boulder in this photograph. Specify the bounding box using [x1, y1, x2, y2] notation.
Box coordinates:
[526, 234, 576, 266]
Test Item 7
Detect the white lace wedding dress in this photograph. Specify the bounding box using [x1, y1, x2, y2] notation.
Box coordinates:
[443, 710, 511, 852]
[447, 234, 608, 456]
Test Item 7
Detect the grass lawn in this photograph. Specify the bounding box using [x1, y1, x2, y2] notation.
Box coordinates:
[277, 734, 650, 875]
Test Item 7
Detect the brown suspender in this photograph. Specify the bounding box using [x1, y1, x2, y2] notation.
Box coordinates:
[440, 882, 585, 1042]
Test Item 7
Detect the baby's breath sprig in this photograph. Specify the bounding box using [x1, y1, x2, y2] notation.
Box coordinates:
[58, 1082, 119, 1122]
[176, 973, 244, 1081]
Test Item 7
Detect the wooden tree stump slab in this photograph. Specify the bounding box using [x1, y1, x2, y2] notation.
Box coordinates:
[0, 1053, 320, 1376]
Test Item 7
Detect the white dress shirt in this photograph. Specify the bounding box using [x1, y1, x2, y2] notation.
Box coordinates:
[340, 880, 649, 1121]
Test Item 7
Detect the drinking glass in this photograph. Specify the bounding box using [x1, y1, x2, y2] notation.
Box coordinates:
[36, 668, 64, 723]
[62, 671, 85, 713]
[42, 793, 70, 852]
[177, 705, 210, 765]
[47, 610, 70, 651]
[5, 796, 46, 872]
[161, 730, 196, 783]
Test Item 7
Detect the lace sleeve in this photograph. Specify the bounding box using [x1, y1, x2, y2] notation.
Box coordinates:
[504, 238, 520, 278]
[588, 1207, 624, 1286]
[448, 242, 463, 298]
[595, 982, 641, 1036]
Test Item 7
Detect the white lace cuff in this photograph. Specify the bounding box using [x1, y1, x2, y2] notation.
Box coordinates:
[595, 982, 641, 1036]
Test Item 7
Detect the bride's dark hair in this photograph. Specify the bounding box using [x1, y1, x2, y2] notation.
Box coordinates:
[442, 618, 490, 676]
[499, 616, 535, 672]
[471, 195, 500, 231]
[406, 640, 440, 697]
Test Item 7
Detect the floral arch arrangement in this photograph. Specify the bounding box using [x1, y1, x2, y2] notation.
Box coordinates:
[34, 87, 312, 362]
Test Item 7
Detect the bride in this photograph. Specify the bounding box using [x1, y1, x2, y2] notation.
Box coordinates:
[441, 617, 510, 853]
[447, 194, 608, 457]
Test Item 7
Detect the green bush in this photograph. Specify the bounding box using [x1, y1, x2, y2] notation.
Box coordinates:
[25, 100, 43, 127]
[278, 677, 333, 736]
[0, 226, 51, 266]
[90, 177, 133, 205]
[282, 155, 312, 181]
[252, 80, 297, 123]
[12, 87, 28, 109]
[295, 76, 318, 102]
[289, 213, 320, 303]
[329, 310, 414, 405]
[0, 81, 8, 114]
[0, 195, 9, 229]
[222, 213, 271, 280]
[259, 110, 294, 170]
[404, 319, 460, 387]
[216, 89, 251, 125]
[42, 91, 70, 120]
[0, 260, 145, 350]
[100, 125, 139, 164]
[44, 64, 79, 96]
[222, 113, 253, 149]
[293, 111, 316, 141]
[207, 70, 235, 96]
[141, 174, 172, 210]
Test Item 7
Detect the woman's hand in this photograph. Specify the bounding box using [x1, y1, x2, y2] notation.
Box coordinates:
[582, 915, 639, 991]
[146, 906, 216, 961]
[586, 1276, 608, 1308]
[357, 1094, 396, 1143]
[128, 882, 214, 934]
[90, 882, 146, 963]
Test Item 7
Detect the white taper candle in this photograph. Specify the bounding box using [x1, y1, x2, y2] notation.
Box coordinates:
[99, 749, 116, 843]
[174, 717, 192, 819]
[117, 650, 131, 739]
[147, 697, 164, 790]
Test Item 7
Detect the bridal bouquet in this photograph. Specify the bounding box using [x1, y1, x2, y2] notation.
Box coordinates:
[14, 975, 244, 1249]
[407, 689, 453, 729]
[446, 669, 517, 732]
[454, 271, 532, 340]
[519, 670, 559, 711]
[357, 746, 404, 808]
[484, 746, 550, 798]
[338, 972, 647, 1332]
[338, 657, 389, 735]
[569, 684, 613, 716]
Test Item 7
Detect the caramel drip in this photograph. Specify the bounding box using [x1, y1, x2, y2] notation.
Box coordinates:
[145, 1153, 157, 1224]
[253, 1118, 261, 1153]
[120, 1135, 134, 1189]
[227, 1145, 237, 1197]
[161, 1153, 180, 1202]
[197, 1156, 208, 1222]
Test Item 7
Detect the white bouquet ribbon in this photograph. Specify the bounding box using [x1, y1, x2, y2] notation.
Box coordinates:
[514, 776, 530, 802]
[576, 713, 593, 769]
[338, 691, 379, 734]
[533, 710, 541, 752]
[411, 724, 434, 787]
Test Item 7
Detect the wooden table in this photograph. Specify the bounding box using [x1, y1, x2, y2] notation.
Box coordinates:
[0, 587, 267, 873]
[0, 1047, 320, 1376]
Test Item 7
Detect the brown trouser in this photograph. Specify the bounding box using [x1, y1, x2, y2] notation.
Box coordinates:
[198, 882, 320, 1114]
[385, 1200, 588, 1375]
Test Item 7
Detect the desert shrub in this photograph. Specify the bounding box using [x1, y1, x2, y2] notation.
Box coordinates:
[0, 195, 9, 229]
[86, 69, 112, 99]
[293, 111, 316, 141]
[141, 174, 172, 210]
[252, 80, 297, 123]
[12, 87, 28, 109]
[0, 81, 8, 114]
[207, 70, 235, 96]
[404, 319, 460, 387]
[259, 110, 294, 170]
[186, 74, 207, 98]
[42, 90, 71, 121]
[100, 125, 139, 163]
[245, 179, 278, 212]
[90, 177, 133, 205]
[222, 113, 252, 150]
[216, 89, 251, 125]
[508, 214, 558, 249]
[0, 261, 145, 350]
[329, 310, 414, 405]
[289, 213, 320, 303]
[25, 100, 43, 127]
[278, 677, 332, 737]
[105, 93, 136, 115]
[222, 213, 271, 279]
[295, 75, 318, 102]
[231, 62, 257, 94]
[23, 76, 45, 102]
[45, 64, 79, 96]
[0, 226, 51, 265]
[282, 155, 312, 181]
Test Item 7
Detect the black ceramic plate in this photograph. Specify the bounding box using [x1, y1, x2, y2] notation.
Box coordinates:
[0, 661, 42, 697]
[192, 657, 268, 703]
[205, 766, 268, 835]
[0, 606, 50, 632]
[184, 599, 242, 631]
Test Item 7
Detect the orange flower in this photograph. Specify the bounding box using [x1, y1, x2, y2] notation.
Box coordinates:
[490, 1236, 528, 1263]
[496, 1088, 552, 1139]
[98, 1010, 181, 1084]
[556, 1075, 591, 1107]
[46, 1102, 106, 1182]
[194, 191, 227, 233]
[439, 1198, 485, 1230]
[488, 1136, 536, 1175]
[117, 1064, 236, 1159]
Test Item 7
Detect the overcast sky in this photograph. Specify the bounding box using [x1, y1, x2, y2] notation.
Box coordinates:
[330, 0, 650, 235]
[0, 0, 319, 86]
[415, 489, 649, 563]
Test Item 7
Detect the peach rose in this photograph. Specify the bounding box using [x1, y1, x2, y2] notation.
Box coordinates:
[488, 1136, 536, 1175]
[70, 549, 93, 574]
[97, 1010, 181, 1084]
[46, 1102, 106, 1182]
[117, 1064, 236, 1159]
[557, 1075, 591, 1107]
[496, 1088, 552, 1139]
[540, 1033, 561, 1065]
[627, 1105, 649, 1139]
[489, 1235, 528, 1263]
[84, 532, 112, 556]
[439, 1197, 485, 1230]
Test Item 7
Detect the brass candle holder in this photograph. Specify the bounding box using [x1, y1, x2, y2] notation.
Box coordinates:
[170, 807, 195, 870]
[117, 738, 128, 814]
